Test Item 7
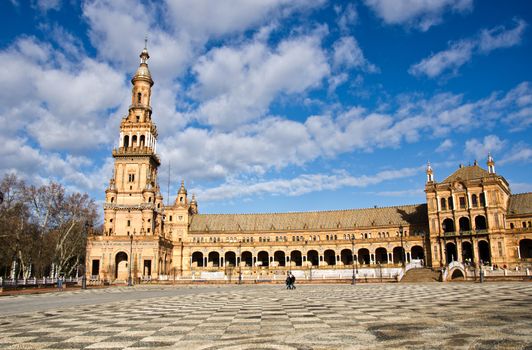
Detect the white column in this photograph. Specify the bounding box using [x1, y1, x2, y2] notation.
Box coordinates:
[119, 132, 124, 147]
[436, 195, 441, 211]
[517, 246, 521, 259]
[467, 192, 472, 209]
[484, 191, 489, 207]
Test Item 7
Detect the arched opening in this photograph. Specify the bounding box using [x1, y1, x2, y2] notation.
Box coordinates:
[273, 251, 285, 267]
[459, 217, 470, 232]
[519, 239, 532, 259]
[358, 248, 370, 265]
[307, 250, 319, 266]
[461, 241, 473, 263]
[478, 240, 491, 264]
[375, 247, 388, 264]
[392, 247, 405, 265]
[475, 215, 487, 230]
[411, 246, 424, 260]
[140, 135, 145, 147]
[440, 198, 447, 210]
[191, 252, 203, 267]
[225, 251, 236, 267]
[137, 92, 142, 104]
[445, 242, 457, 264]
[472, 194, 478, 207]
[340, 249, 353, 265]
[208, 252, 220, 267]
[132, 135, 138, 147]
[115, 252, 128, 279]
[123, 135, 129, 148]
[442, 218, 455, 233]
[241, 251, 252, 267]
[290, 251, 302, 266]
[451, 269, 465, 280]
[257, 251, 269, 267]
[324, 249, 336, 266]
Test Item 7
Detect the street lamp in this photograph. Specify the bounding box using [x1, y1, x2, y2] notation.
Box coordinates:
[351, 235, 356, 285]
[81, 221, 89, 289]
[127, 229, 134, 286]
[399, 224, 405, 268]
[238, 240, 242, 285]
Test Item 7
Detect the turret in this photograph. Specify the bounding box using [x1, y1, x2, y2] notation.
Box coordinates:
[426, 161, 434, 183]
[487, 153, 495, 174]
[176, 180, 187, 206]
[189, 194, 198, 214]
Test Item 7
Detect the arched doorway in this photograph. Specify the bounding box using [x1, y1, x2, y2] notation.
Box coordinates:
[451, 269, 465, 280]
[411, 245, 424, 260]
[225, 251, 236, 267]
[475, 215, 487, 230]
[478, 240, 491, 264]
[340, 249, 353, 265]
[358, 248, 370, 265]
[392, 247, 405, 265]
[520, 239, 532, 259]
[290, 251, 302, 266]
[115, 252, 128, 279]
[459, 217, 470, 232]
[324, 250, 336, 266]
[442, 218, 455, 233]
[241, 251, 252, 267]
[445, 242, 457, 264]
[307, 250, 319, 266]
[208, 252, 220, 267]
[375, 248, 388, 264]
[461, 242, 473, 263]
[191, 252, 203, 268]
[257, 251, 269, 267]
[273, 251, 285, 267]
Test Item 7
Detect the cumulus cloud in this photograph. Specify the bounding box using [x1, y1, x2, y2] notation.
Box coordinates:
[410, 19, 527, 78]
[464, 135, 505, 160]
[363, 0, 472, 31]
[193, 166, 422, 202]
[332, 36, 378, 73]
[191, 35, 329, 129]
[436, 139, 454, 153]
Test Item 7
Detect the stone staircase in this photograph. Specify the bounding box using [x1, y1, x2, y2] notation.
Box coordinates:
[401, 268, 441, 282]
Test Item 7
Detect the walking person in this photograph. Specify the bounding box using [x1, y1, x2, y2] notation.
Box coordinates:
[290, 273, 296, 290]
[285, 272, 291, 289]
[57, 275, 63, 291]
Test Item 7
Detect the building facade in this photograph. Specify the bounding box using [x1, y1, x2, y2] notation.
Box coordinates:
[86, 47, 532, 282]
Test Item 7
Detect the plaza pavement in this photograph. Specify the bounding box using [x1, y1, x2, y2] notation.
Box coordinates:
[0, 283, 530, 349]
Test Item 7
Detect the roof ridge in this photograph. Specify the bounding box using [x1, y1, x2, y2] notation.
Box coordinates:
[194, 203, 426, 216]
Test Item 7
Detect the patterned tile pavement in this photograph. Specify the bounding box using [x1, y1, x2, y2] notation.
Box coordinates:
[0, 283, 531, 349]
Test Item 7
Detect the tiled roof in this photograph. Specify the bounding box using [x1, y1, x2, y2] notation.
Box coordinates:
[442, 165, 490, 183]
[189, 204, 428, 232]
[508, 192, 532, 216]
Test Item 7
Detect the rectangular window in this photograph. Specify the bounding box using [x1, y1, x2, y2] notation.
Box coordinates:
[497, 242, 503, 257]
[128, 173, 135, 182]
[459, 197, 466, 209]
[127, 220, 131, 227]
[169, 216, 172, 222]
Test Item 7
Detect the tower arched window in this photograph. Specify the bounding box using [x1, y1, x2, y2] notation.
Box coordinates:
[123, 135, 129, 148]
[137, 92, 142, 104]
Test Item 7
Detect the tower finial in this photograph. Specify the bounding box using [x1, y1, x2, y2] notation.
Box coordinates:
[426, 161, 434, 183]
[144, 34, 148, 50]
[487, 152, 495, 174]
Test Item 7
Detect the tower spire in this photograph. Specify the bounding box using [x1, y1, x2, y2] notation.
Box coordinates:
[487, 153, 495, 174]
[426, 161, 434, 183]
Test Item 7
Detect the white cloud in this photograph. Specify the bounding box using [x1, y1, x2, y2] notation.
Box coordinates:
[409, 40, 474, 78]
[479, 19, 527, 53]
[464, 135, 505, 161]
[336, 3, 358, 32]
[363, 0, 472, 31]
[332, 36, 378, 73]
[191, 35, 329, 129]
[499, 146, 532, 165]
[33, 0, 61, 12]
[193, 166, 421, 202]
[436, 139, 453, 153]
[410, 19, 527, 78]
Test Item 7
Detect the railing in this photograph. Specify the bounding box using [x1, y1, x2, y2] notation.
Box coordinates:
[0, 277, 78, 287]
[443, 229, 488, 237]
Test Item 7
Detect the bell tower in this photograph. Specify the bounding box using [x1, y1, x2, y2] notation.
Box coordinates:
[104, 42, 163, 238]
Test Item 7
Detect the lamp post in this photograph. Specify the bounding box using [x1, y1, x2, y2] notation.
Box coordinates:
[351, 236, 356, 285]
[399, 224, 405, 269]
[127, 229, 134, 286]
[238, 240, 242, 285]
[81, 221, 89, 289]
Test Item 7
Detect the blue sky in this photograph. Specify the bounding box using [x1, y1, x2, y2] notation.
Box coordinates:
[1, 0, 531, 216]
